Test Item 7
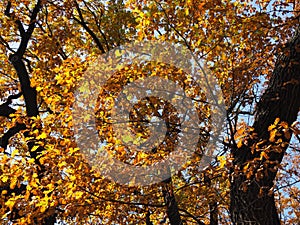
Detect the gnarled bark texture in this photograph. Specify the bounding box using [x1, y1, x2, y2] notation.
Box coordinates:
[230, 28, 300, 224]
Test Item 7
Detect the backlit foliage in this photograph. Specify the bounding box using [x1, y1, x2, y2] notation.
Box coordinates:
[0, 0, 299, 224]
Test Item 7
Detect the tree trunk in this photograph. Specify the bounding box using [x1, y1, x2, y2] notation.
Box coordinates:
[230, 28, 300, 224]
[162, 177, 183, 225]
[2, 1, 57, 224]
[209, 202, 218, 225]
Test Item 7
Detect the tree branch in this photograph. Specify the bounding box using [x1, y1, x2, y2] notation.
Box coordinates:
[0, 123, 26, 149]
[0, 92, 22, 117]
[73, 0, 106, 54]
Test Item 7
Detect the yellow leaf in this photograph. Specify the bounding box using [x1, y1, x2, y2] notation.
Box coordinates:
[37, 132, 47, 140]
[58, 161, 67, 168]
[185, 8, 189, 15]
[243, 163, 250, 173]
[10, 177, 17, 189]
[115, 49, 123, 57]
[1, 175, 8, 182]
[70, 175, 76, 181]
[269, 130, 276, 142]
[11, 149, 19, 157]
[237, 140, 243, 148]
[5, 198, 16, 211]
[40, 204, 47, 213]
[36, 86, 43, 92]
[217, 155, 226, 168]
[31, 145, 39, 152]
[75, 191, 84, 199]
[69, 147, 79, 154]
[268, 124, 276, 131]
[260, 151, 269, 160]
[24, 190, 30, 201]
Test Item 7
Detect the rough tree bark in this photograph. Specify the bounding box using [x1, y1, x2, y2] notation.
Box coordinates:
[230, 28, 300, 224]
[162, 177, 183, 225]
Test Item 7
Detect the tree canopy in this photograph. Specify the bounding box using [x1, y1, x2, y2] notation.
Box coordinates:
[0, 0, 299, 224]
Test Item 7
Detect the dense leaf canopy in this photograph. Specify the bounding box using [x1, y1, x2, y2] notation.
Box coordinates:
[0, 0, 299, 224]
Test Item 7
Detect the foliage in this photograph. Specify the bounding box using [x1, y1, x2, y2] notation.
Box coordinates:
[0, 0, 299, 224]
